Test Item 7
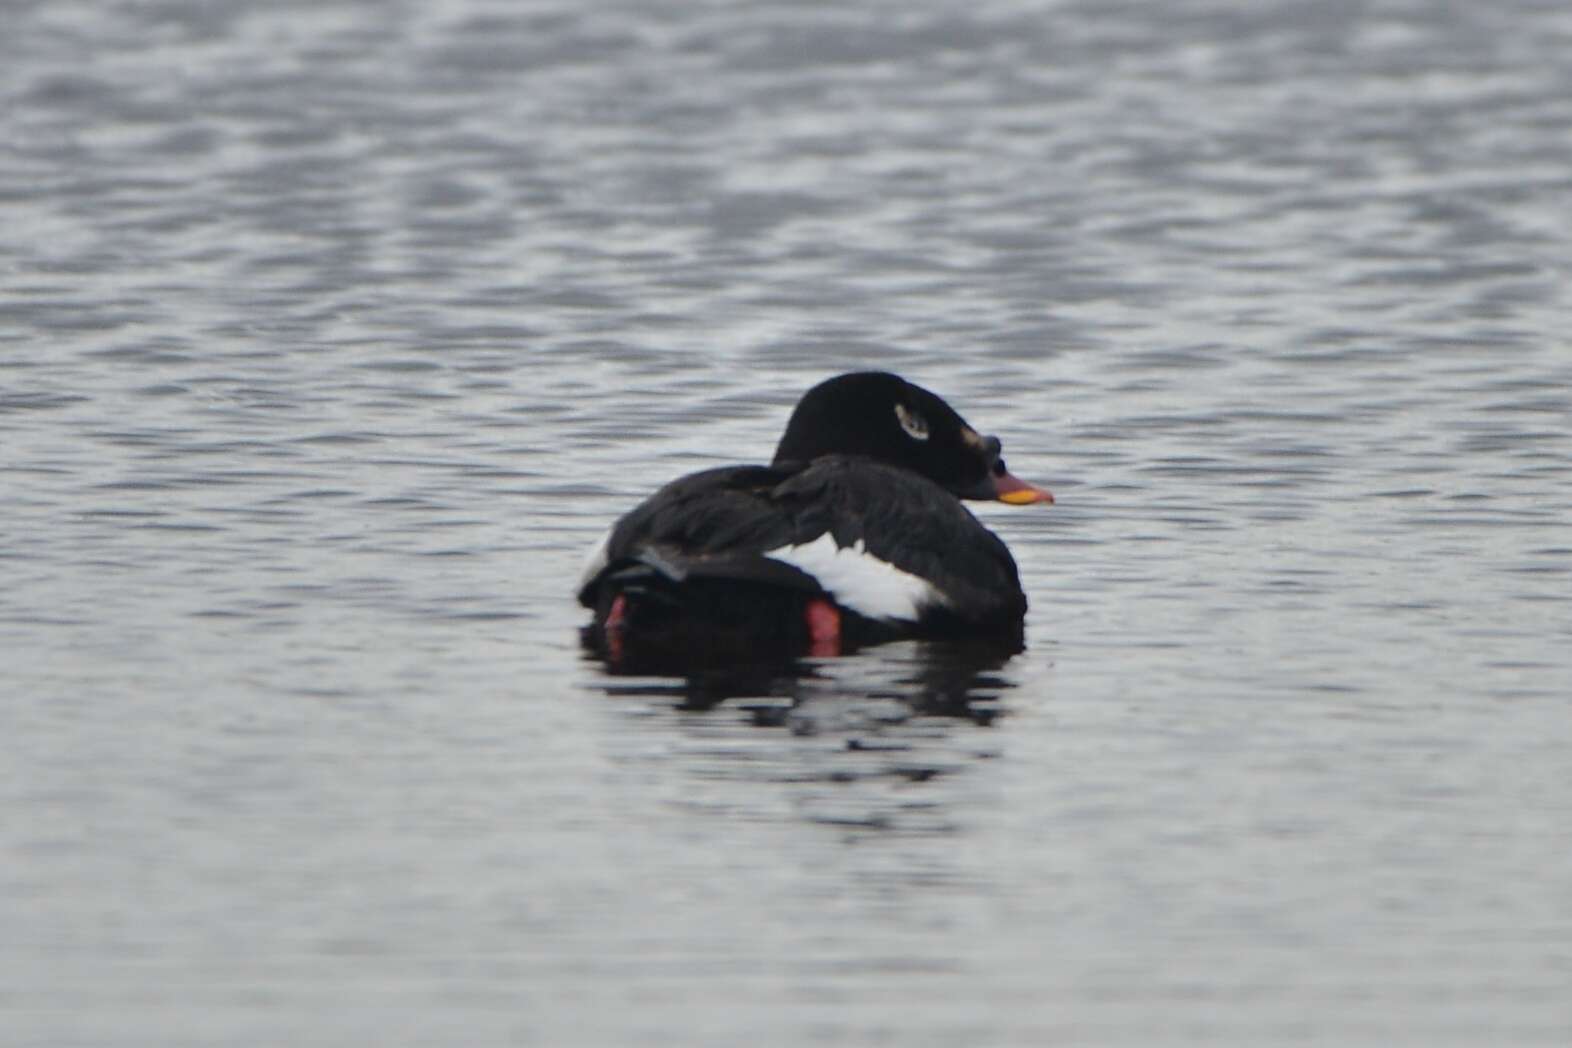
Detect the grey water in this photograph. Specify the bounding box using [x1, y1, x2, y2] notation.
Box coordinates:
[4, 1, 1572, 1044]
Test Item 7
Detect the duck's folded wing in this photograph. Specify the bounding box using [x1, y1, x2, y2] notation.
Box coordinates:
[577, 466, 817, 605]
[766, 458, 1026, 628]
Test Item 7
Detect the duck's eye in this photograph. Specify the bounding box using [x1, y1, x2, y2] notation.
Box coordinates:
[894, 403, 929, 441]
[993, 458, 1007, 476]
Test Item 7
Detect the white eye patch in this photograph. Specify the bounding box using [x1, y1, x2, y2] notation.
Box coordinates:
[894, 402, 929, 441]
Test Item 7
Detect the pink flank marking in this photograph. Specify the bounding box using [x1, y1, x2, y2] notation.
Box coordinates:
[604, 593, 628, 661]
[805, 598, 842, 657]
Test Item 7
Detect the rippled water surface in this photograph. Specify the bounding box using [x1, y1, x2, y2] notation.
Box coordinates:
[5, 1, 1572, 1044]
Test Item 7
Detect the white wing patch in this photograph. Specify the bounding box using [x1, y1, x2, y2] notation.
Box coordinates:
[764, 533, 942, 622]
[578, 526, 613, 593]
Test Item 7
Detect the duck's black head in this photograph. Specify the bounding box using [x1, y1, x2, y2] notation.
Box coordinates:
[770, 371, 1053, 505]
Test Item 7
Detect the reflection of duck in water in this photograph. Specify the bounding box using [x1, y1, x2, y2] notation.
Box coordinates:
[592, 643, 1024, 836]
[579, 372, 1052, 671]
[598, 640, 1020, 730]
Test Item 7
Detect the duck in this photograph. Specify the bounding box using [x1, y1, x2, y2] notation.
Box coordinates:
[577, 371, 1053, 668]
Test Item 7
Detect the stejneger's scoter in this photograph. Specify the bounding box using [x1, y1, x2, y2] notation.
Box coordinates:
[578, 371, 1052, 666]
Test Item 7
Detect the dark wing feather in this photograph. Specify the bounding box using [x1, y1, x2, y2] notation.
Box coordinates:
[578, 465, 819, 606]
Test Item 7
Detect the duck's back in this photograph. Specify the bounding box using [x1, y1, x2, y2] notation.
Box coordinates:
[578, 457, 1027, 666]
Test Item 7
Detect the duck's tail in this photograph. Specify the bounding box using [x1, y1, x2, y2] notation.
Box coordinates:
[583, 569, 827, 671]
